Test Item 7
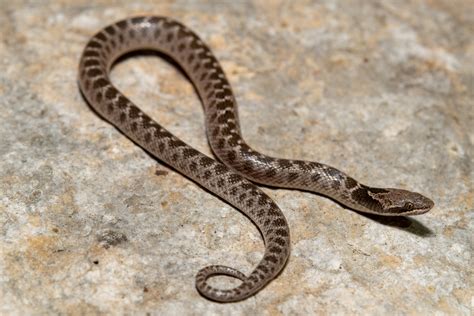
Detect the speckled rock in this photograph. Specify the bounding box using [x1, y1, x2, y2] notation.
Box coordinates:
[0, 1, 472, 315]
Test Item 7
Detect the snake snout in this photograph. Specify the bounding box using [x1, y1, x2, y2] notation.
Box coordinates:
[398, 190, 434, 215]
[412, 194, 435, 214]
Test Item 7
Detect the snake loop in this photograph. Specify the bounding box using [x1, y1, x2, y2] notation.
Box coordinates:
[78, 16, 433, 302]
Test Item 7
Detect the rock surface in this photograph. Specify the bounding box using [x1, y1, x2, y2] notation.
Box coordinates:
[0, 1, 472, 315]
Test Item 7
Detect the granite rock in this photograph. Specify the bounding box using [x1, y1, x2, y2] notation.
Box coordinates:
[0, 1, 472, 315]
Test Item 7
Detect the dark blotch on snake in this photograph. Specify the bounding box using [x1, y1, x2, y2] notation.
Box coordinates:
[128, 106, 140, 119]
[84, 59, 100, 67]
[228, 173, 242, 184]
[116, 21, 127, 29]
[275, 228, 288, 237]
[227, 151, 236, 163]
[274, 237, 286, 246]
[131, 17, 145, 24]
[105, 87, 118, 99]
[169, 139, 186, 148]
[144, 133, 151, 143]
[158, 143, 165, 153]
[273, 218, 286, 227]
[345, 177, 358, 189]
[269, 246, 282, 254]
[93, 78, 108, 89]
[217, 138, 225, 149]
[200, 156, 214, 167]
[95, 32, 107, 42]
[88, 41, 102, 48]
[264, 255, 277, 264]
[287, 173, 298, 182]
[182, 148, 199, 158]
[84, 50, 100, 58]
[116, 96, 128, 109]
[368, 187, 389, 194]
[119, 113, 126, 123]
[311, 173, 322, 182]
[149, 17, 161, 24]
[351, 187, 383, 212]
[155, 129, 172, 138]
[104, 26, 116, 35]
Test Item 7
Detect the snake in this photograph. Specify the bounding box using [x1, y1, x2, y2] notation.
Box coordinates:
[78, 16, 434, 303]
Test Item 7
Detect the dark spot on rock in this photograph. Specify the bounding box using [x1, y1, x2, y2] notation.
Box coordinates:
[155, 169, 168, 176]
[97, 229, 127, 248]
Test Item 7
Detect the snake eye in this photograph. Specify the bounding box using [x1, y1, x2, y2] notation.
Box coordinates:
[405, 202, 414, 211]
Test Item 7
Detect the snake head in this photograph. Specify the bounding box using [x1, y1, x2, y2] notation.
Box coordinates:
[379, 188, 435, 215]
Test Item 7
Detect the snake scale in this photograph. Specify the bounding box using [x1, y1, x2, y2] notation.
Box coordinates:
[78, 16, 434, 302]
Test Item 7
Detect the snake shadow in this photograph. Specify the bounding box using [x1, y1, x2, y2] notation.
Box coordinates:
[354, 211, 434, 237]
[312, 192, 434, 237]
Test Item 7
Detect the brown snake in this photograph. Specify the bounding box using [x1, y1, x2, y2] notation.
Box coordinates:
[78, 16, 434, 302]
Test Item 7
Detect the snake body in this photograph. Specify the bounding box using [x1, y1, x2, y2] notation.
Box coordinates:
[78, 16, 434, 302]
